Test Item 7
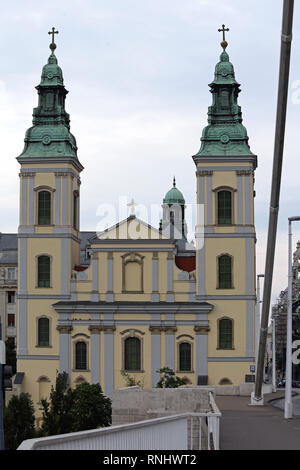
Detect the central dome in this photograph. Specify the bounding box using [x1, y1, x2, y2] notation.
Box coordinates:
[163, 178, 185, 205]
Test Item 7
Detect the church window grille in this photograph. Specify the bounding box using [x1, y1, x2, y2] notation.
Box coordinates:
[37, 255, 51, 288]
[75, 342, 87, 370]
[38, 317, 50, 347]
[124, 337, 141, 371]
[38, 191, 51, 225]
[218, 318, 233, 349]
[179, 342, 192, 372]
[217, 190, 232, 225]
[218, 255, 232, 289]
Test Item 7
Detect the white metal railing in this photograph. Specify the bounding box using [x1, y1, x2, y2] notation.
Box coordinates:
[18, 394, 221, 451]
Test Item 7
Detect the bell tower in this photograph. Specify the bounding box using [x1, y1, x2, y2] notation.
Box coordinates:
[17, 30, 83, 390]
[193, 27, 257, 384]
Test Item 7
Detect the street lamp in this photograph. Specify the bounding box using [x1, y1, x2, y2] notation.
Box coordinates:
[285, 216, 300, 419]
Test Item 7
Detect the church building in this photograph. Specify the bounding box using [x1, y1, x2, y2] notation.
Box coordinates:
[16, 28, 257, 419]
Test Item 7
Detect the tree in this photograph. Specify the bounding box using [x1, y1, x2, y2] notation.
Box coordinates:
[155, 367, 188, 388]
[4, 393, 35, 450]
[40, 371, 74, 436]
[71, 383, 111, 431]
[40, 372, 112, 436]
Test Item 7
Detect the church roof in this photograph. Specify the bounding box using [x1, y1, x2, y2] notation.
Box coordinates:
[90, 215, 169, 243]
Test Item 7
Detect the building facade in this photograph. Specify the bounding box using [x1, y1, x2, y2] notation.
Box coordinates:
[15, 34, 257, 419]
[0, 234, 18, 345]
[272, 241, 300, 381]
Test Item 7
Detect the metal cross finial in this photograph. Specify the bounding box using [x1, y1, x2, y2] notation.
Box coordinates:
[218, 24, 229, 50]
[127, 198, 137, 217]
[48, 27, 59, 52]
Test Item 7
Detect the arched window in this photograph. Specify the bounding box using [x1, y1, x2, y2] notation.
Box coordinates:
[179, 342, 192, 372]
[38, 317, 50, 347]
[75, 342, 87, 370]
[217, 190, 232, 225]
[38, 191, 51, 225]
[218, 255, 232, 289]
[124, 337, 141, 371]
[218, 318, 233, 349]
[37, 255, 51, 288]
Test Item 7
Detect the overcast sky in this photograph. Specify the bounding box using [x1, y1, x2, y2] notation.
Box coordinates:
[0, 0, 300, 304]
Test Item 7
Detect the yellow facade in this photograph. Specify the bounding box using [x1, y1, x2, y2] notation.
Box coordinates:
[16, 40, 258, 420]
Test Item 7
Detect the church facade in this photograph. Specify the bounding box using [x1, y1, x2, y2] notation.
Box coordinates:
[16, 32, 257, 419]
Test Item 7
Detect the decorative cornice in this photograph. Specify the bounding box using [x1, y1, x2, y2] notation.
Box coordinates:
[56, 325, 73, 334]
[149, 325, 177, 333]
[194, 325, 210, 334]
[196, 170, 214, 176]
[19, 172, 36, 178]
[236, 170, 253, 176]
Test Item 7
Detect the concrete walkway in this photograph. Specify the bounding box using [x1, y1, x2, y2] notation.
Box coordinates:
[215, 392, 300, 450]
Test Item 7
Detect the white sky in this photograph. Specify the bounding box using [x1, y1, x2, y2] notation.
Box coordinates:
[0, 0, 300, 304]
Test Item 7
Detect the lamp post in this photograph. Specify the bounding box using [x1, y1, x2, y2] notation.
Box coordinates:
[256, 274, 264, 370]
[285, 216, 300, 419]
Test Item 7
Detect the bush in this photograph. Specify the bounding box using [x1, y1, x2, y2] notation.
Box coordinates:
[155, 367, 188, 388]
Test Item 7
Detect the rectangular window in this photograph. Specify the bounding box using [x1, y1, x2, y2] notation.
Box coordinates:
[218, 256, 232, 289]
[7, 268, 16, 280]
[8, 314, 15, 327]
[38, 256, 51, 288]
[219, 319, 233, 349]
[7, 291, 15, 304]
[38, 191, 51, 225]
[217, 191, 232, 225]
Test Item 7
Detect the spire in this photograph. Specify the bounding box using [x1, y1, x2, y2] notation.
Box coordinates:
[193, 26, 255, 160]
[17, 29, 79, 161]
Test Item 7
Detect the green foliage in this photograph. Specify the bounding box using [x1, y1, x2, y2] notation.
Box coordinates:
[155, 367, 188, 388]
[4, 393, 35, 450]
[71, 383, 111, 431]
[40, 372, 111, 436]
[40, 371, 74, 436]
[121, 371, 143, 388]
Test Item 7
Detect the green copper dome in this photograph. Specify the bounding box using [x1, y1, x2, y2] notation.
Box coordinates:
[17, 38, 79, 161]
[40, 52, 64, 87]
[163, 178, 185, 205]
[193, 43, 256, 160]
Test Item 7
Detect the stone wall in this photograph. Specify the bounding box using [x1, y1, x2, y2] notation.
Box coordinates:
[112, 386, 215, 425]
[112, 386, 216, 450]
